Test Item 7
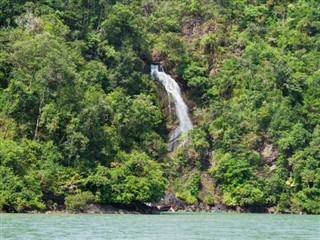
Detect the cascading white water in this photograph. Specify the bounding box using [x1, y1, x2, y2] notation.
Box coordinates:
[151, 64, 193, 151]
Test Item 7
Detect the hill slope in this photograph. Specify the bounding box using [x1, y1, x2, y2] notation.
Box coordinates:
[0, 0, 319, 213]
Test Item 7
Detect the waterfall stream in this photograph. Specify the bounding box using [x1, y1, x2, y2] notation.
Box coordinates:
[151, 64, 193, 151]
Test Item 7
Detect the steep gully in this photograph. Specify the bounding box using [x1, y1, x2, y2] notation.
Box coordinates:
[151, 64, 193, 151]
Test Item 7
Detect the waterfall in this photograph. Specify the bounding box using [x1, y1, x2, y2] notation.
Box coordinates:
[151, 64, 193, 151]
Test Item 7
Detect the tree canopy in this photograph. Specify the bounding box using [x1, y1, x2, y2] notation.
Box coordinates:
[0, 0, 319, 213]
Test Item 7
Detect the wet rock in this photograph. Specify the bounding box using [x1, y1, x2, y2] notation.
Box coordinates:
[82, 204, 139, 214]
[186, 205, 196, 212]
[236, 206, 244, 213]
[135, 203, 160, 214]
[28, 210, 41, 214]
[83, 204, 119, 214]
[268, 207, 277, 214]
[118, 209, 126, 214]
[45, 210, 67, 214]
[211, 203, 227, 213]
[84, 204, 103, 214]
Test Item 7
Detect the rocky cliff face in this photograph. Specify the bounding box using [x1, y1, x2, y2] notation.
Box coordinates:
[261, 143, 279, 172]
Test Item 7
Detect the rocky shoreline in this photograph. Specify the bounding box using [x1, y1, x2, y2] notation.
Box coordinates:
[2, 203, 300, 215]
[21, 201, 296, 215]
[2, 193, 299, 215]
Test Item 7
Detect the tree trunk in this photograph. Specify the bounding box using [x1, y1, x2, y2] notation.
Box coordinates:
[34, 91, 45, 140]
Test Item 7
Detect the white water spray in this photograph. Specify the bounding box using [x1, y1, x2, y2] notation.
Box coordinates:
[151, 64, 193, 151]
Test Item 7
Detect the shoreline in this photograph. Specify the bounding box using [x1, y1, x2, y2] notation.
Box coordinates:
[1, 203, 307, 215]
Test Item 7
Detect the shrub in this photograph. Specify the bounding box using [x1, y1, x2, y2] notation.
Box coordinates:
[65, 191, 94, 212]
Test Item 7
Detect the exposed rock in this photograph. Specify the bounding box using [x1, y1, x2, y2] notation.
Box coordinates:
[211, 203, 227, 213]
[236, 206, 244, 213]
[83, 204, 118, 214]
[45, 210, 67, 214]
[185, 205, 196, 212]
[151, 50, 164, 64]
[118, 209, 128, 214]
[173, 202, 212, 213]
[262, 143, 279, 164]
[151, 51, 174, 72]
[135, 203, 160, 214]
[267, 207, 277, 214]
[16, 12, 41, 32]
[27, 210, 41, 214]
[158, 191, 183, 210]
[82, 203, 158, 214]
[270, 164, 276, 171]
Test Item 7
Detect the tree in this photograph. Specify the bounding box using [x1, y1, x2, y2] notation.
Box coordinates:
[2, 33, 80, 139]
[88, 151, 167, 205]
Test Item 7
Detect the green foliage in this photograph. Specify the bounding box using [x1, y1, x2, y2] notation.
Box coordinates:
[41, 14, 70, 37]
[210, 151, 253, 189]
[88, 151, 167, 204]
[0, 139, 63, 212]
[177, 171, 201, 204]
[108, 151, 167, 204]
[182, 61, 209, 96]
[152, 32, 186, 69]
[65, 191, 94, 213]
[0, 165, 45, 212]
[0, 0, 319, 214]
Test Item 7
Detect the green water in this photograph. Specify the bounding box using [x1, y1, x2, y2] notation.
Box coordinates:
[1, 213, 319, 239]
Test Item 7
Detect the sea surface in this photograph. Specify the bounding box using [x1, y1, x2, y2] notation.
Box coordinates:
[1, 212, 319, 239]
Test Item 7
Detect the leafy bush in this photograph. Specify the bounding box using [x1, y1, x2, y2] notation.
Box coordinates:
[65, 191, 94, 213]
[177, 171, 201, 204]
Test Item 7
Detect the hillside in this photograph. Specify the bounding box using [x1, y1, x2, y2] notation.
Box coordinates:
[0, 0, 319, 214]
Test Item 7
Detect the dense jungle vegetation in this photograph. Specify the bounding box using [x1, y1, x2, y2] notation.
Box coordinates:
[0, 0, 319, 214]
